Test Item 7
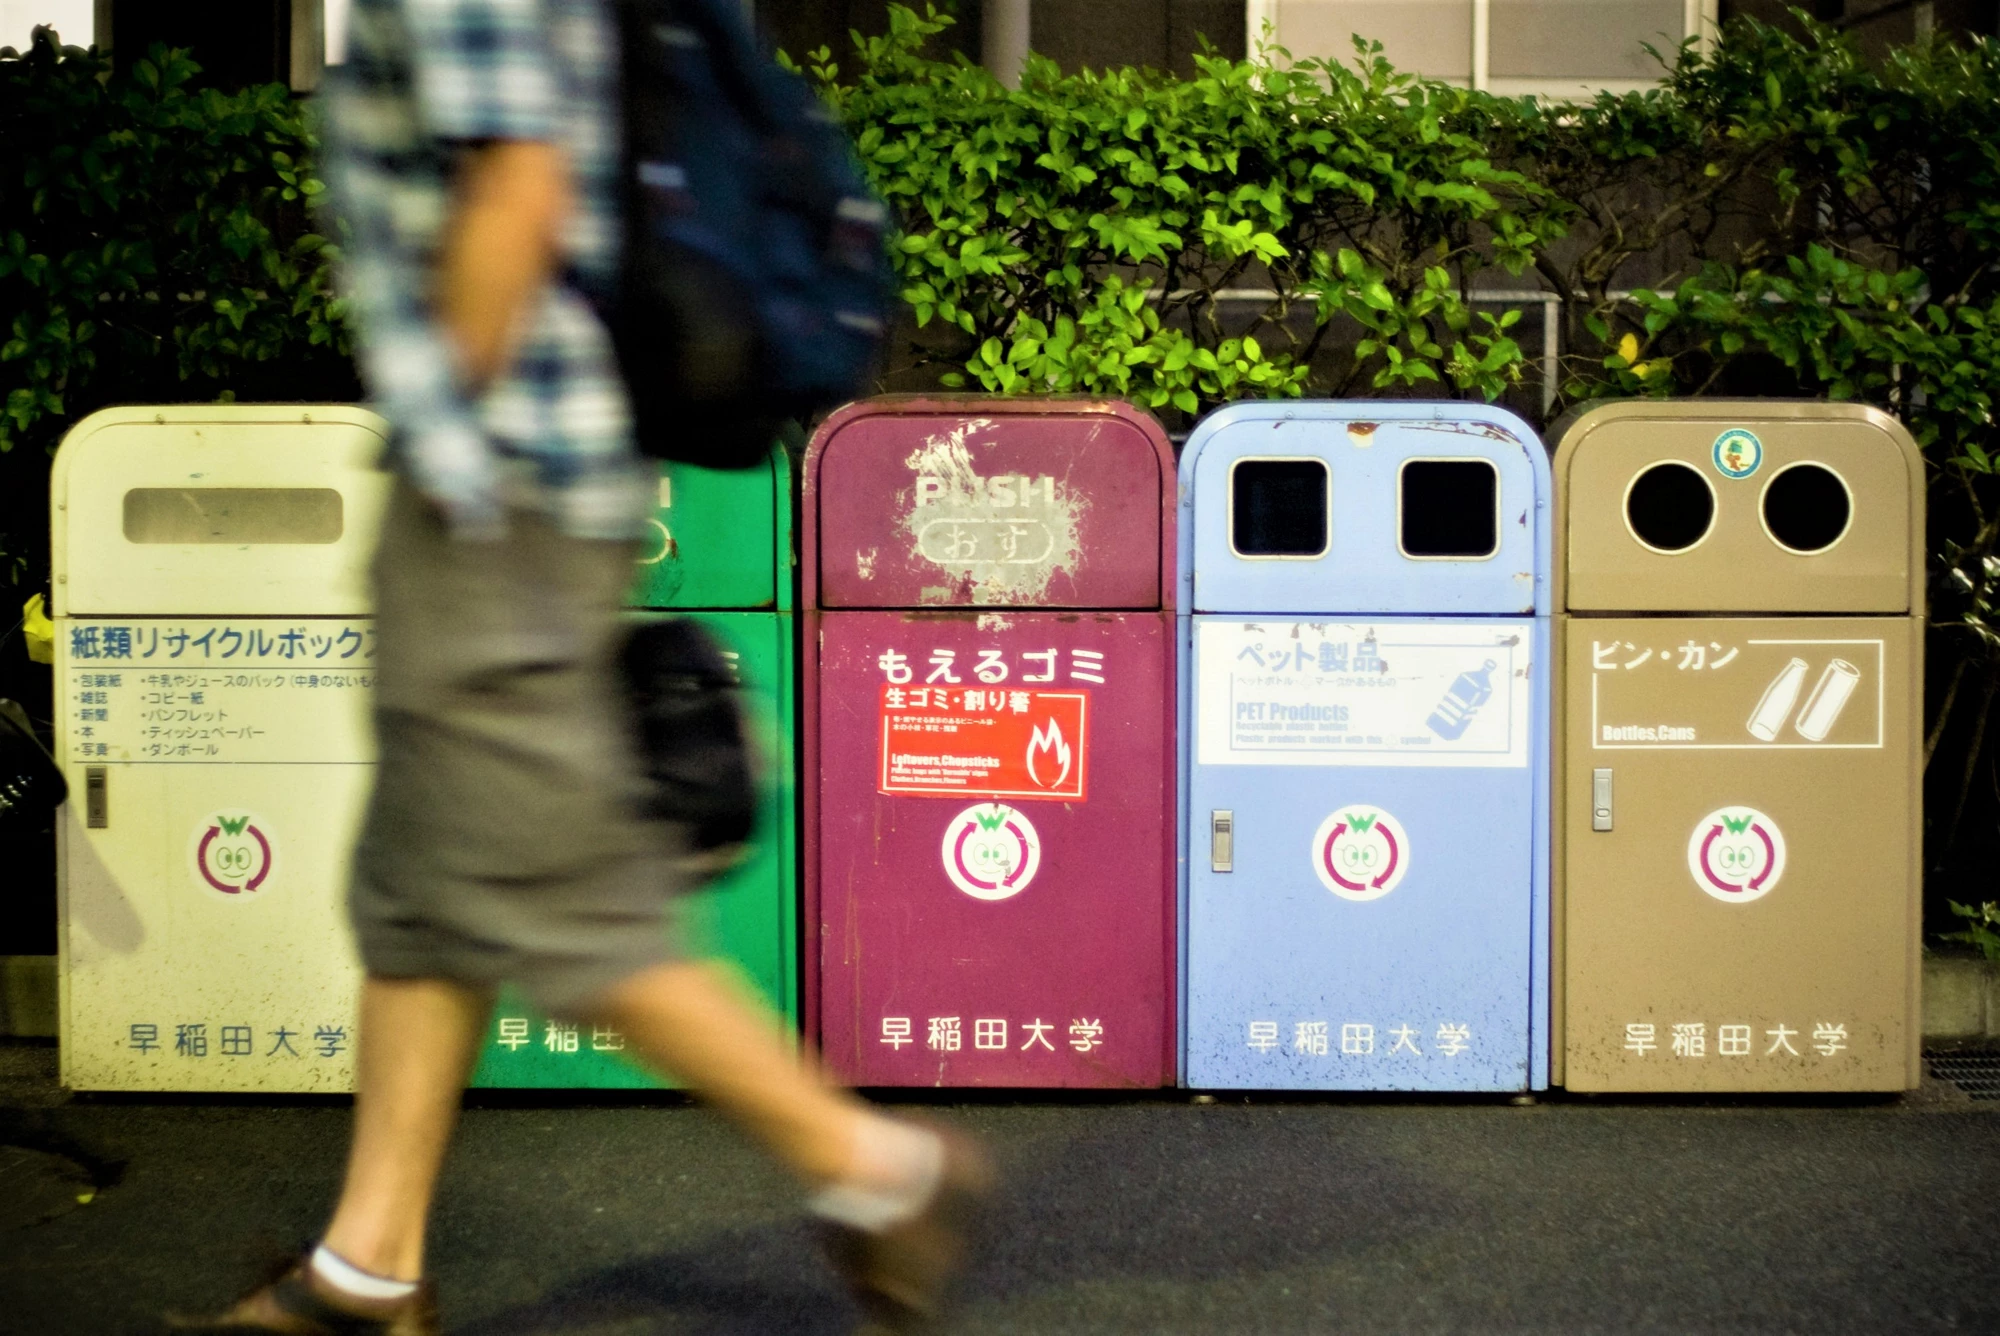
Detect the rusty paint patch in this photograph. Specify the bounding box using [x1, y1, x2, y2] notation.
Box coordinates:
[1405, 418, 1522, 444]
[899, 420, 1087, 604]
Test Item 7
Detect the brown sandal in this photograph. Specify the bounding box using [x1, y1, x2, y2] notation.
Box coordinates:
[165, 1258, 438, 1336]
[820, 1127, 997, 1332]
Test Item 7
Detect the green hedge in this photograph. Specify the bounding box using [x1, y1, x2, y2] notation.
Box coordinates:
[3, 13, 1998, 918]
[0, 29, 353, 589]
[815, 9, 1999, 453]
[810, 6, 2000, 911]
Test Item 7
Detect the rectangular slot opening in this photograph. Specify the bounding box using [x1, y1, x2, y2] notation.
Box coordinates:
[1230, 459, 1329, 558]
[123, 488, 344, 545]
[1399, 459, 1498, 559]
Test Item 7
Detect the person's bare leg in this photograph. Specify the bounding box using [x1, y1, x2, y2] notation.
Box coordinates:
[587, 959, 994, 1331]
[319, 975, 493, 1280]
[586, 959, 869, 1185]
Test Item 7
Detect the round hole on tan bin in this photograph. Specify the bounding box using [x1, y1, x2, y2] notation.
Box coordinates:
[1624, 462, 1715, 553]
[1761, 463, 1852, 554]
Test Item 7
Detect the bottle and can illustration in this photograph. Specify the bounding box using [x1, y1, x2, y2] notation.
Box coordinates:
[1746, 657, 1861, 742]
[1795, 659, 1861, 741]
[1427, 659, 1496, 741]
[1747, 658, 1807, 741]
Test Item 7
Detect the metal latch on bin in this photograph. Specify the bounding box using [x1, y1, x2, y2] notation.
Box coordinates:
[1591, 768, 1612, 832]
[1211, 810, 1233, 872]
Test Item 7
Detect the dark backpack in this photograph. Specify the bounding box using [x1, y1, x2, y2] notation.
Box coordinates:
[605, 0, 893, 469]
[617, 619, 757, 852]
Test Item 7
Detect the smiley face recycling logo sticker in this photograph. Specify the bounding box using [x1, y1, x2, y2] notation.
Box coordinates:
[941, 802, 1042, 902]
[191, 811, 276, 901]
[1686, 806, 1786, 904]
[1311, 806, 1410, 902]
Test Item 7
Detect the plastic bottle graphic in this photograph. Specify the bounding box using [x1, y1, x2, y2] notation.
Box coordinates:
[1427, 659, 1496, 741]
[1794, 659, 1861, 741]
[1747, 657, 1808, 741]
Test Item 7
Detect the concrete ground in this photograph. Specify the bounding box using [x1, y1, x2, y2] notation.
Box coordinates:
[2, 1042, 1997, 1335]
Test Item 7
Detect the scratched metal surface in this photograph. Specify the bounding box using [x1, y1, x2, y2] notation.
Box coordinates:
[1181, 685, 1539, 1092]
[803, 399, 1179, 1089]
[1182, 405, 1547, 619]
[1552, 404, 1925, 1094]
[815, 611, 1174, 1088]
[814, 408, 1165, 610]
[1177, 402, 1553, 1093]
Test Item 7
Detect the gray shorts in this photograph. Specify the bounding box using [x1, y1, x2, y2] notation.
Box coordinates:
[348, 479, 689, 1015]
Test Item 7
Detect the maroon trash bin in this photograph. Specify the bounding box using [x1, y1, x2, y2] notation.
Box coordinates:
[803, 397, 1177, 1088]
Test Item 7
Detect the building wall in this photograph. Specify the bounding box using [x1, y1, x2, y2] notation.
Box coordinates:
[760, 0, 1243, 75]
[106, 0, 293, 87]
[758, 0, 980, 65]
[0, 0, 93, 51]
[1030, 0, 1246, 75]
[88, 0, 2000, 93]
[1722, 0, 1997, 52]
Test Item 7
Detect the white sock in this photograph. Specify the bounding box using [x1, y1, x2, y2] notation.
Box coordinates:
[309, 1245, 420, 1302]
[806, 1117, 946, 1234]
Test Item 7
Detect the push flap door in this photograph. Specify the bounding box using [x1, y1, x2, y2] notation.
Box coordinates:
[813, 400, 1169, 610]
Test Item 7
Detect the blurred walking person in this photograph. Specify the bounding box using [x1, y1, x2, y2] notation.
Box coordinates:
[175, 1, 988, 1333]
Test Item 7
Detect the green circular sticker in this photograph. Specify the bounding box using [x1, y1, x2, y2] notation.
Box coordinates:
[1712, 428, 1763, 479]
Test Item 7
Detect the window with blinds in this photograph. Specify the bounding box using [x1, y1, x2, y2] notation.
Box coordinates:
[1247, 0, 1716, 98]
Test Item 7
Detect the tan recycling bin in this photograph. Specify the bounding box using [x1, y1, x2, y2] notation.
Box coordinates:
[54, 406, 390, 1092]
[1553, 401, 1923, 1092]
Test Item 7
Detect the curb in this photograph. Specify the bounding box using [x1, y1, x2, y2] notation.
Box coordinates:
[2, 955, 57, 1039]
[7, 953, 1999, 1044]
[1921, 952, 2000, 1041]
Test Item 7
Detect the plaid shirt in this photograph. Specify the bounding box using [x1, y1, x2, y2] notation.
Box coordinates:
[325, 0, 650, 540]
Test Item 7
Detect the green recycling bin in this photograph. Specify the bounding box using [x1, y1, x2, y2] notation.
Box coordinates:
[469, 451, 799, 1087]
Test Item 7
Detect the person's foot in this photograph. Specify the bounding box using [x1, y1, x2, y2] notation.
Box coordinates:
[820, 1126, 996, 1333]
[165, 1257, 438, 1335]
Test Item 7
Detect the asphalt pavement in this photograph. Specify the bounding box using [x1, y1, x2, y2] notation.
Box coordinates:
[2, 1042, 1997, 1335]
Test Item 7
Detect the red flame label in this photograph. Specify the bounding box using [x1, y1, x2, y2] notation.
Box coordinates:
[880, 685, 1089, 802]
[1026, 720, 1072, 790]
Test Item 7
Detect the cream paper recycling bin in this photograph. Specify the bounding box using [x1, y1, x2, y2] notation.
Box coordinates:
[1553, 401, 1924, 1092]
[54, 406, 390, 1092]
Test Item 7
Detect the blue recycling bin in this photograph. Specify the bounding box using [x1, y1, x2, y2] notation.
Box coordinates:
[1178, 402, 1552, 1091]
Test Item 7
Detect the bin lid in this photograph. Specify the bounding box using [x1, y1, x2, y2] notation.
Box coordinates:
[1179, 401, 1550, 616]
[806, 398, 1174, 610]
[628, 452, 789, 612]
[1554, 401, 1922, 614]
[52, 406, 390, 617]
